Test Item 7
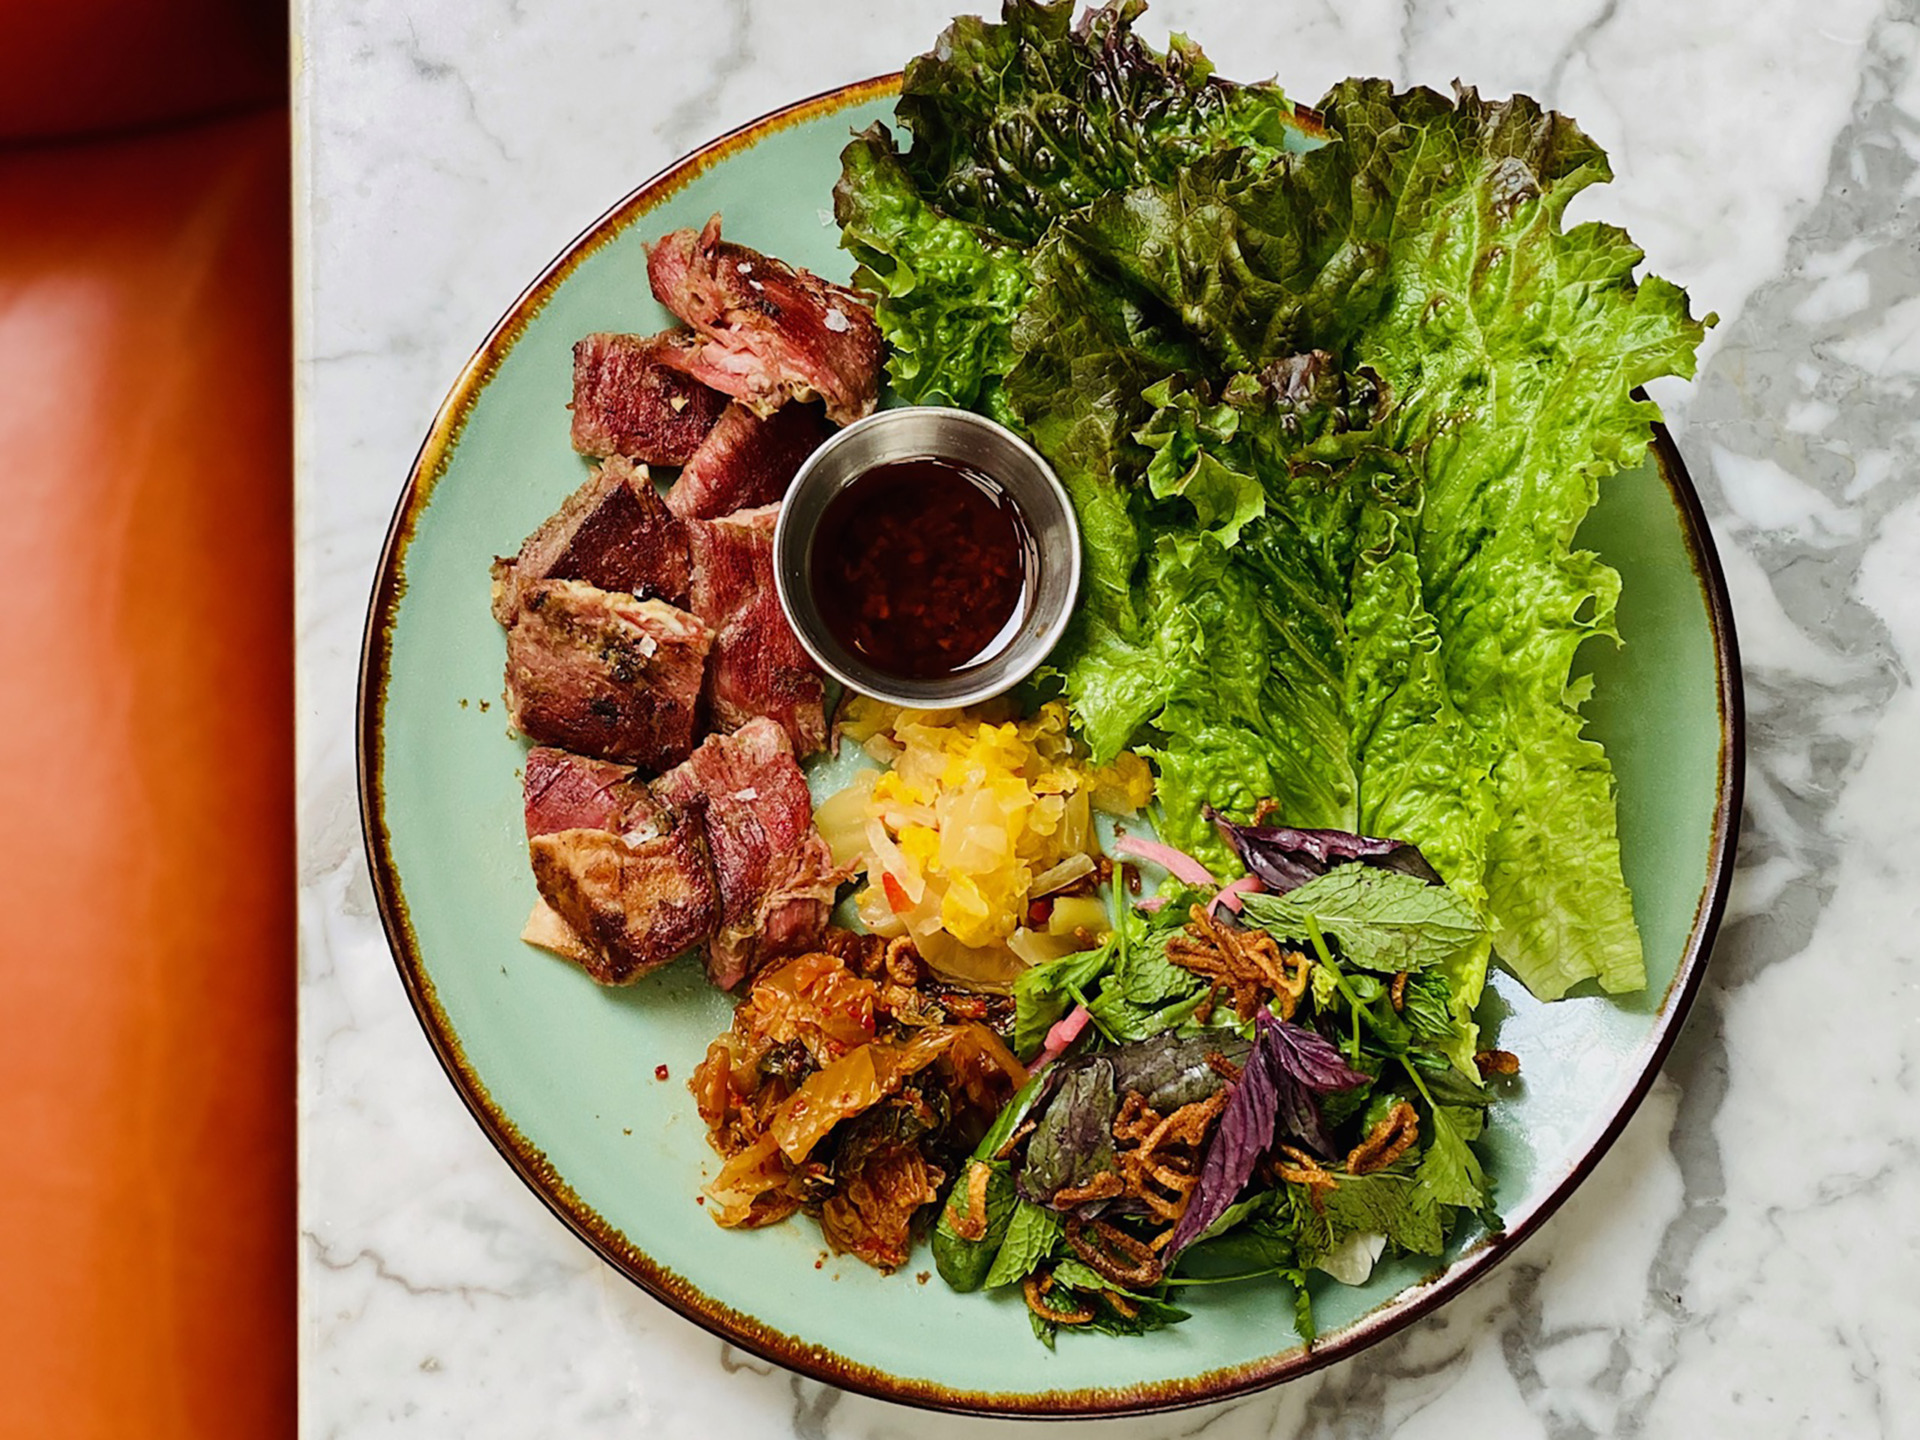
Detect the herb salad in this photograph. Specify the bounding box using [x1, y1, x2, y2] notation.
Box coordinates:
[930, 822, 1503, 1345]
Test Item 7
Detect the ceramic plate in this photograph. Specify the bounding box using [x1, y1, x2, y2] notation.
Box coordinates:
[359, 77, 1743, 1416]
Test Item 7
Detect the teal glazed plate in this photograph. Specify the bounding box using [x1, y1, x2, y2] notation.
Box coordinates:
[358, 77, 1743, 1417]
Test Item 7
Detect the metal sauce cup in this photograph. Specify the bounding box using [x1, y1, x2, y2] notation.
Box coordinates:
[772, 407, 1082, 708]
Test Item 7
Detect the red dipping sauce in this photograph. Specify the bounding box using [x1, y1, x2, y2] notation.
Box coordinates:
[809, 457, 1034, 681]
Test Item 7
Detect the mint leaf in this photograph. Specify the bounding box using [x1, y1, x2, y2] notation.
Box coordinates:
[1116, 936, 1207, 1007]
[1315, 1172, 1445, 1258]
[1048, 1258, 1112, 1294]
[1243, 866, 1486, 973]
[1085, 982, 1211, 1045]
[1416, 1105, 1491, 1212]
[1047, 1259, 1192, 1337]
[984, 1200, 1065, 1289]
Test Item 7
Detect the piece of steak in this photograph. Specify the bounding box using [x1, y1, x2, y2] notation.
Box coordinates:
[646, 216, 883, 426]
[685, 505, 826, 756]
[570, 331, 729, 462]
[519, 746, 721, 983]
[527, 807, 719, 984]
[522, 745, 653, 837]
[491, 457, 690, 623]
[501, 578, 711, 769]
[666, 401, 830, 520]
[655, 718, 847, 990]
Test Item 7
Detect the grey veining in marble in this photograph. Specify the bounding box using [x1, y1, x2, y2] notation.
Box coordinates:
[296, 1, 1920, 1435]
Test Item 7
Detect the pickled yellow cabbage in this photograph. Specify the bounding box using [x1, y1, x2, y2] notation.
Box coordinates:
[819, 698, 1153, 986]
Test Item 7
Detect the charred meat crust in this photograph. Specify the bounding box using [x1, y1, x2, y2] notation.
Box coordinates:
[502, 578, 712, 769]
[528, 808, 719, 983]
[492, 457, 691, 620]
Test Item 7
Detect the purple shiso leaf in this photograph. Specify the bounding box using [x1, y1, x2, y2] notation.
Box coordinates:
[1165, 1013, 1375, 1255]
[1205, 806, 1442, 893]
[1276, 1077, 1335, 1157]
[1165, 1044, 1278, 1255]
[1164, 1014, 1377, 1257]
[1259, 1010, 1372, 1093]
[1262, 1009, 1371, 1158]
[1017, 1059, 1121, 1206]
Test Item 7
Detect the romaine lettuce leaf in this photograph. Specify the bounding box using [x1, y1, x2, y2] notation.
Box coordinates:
[843, 2, 1706, 1002]
[833, 127, 1028, 420]
[1278, 81, 1706, 996]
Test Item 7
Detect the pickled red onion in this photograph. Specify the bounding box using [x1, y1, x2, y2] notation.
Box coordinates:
[1109, 834, 1218, 889]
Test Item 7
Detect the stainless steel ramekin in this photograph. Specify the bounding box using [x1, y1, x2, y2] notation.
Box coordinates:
[772, 407, 1081, 708]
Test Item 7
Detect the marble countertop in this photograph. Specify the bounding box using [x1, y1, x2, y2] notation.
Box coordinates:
[296, 1, 1920, 1434]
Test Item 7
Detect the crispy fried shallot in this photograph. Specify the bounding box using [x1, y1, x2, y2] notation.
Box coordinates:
[1345, 1101, 1419, 1175]
[814, 925, 886, 976]
[1108, 1088, 1227, 1229]
[993, 1117, 1036, 1161]
[1166, 905, 1312, 1021]
[884, 935, 923, 986]
[1023, 1271, 1094, 1326]
[1052, 1171, 1126, 1207]
[1275, 1143, 1338, 1212]
[1204, 1050, 1243, 1083]
[945, 1159, 992, 1241]
[1103, 1288, 1140, 1319]
[1065, 1215, 1164, 1287]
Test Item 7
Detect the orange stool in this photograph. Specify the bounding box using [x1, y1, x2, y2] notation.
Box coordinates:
[0, 7, 293, 1435]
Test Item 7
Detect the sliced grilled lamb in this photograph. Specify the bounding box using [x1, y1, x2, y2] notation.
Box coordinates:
[501, 578, 710, 769]
[665, 400, 830, 520]
[655, 718, 847, 990]
[519, 747, 720, 983]
[685, 505, 826, 756]
[521, 745, 653, 836]
[527, 810, 719, 984]
[646, 216, 883, 426]
[491, 457, 690, 623]
[570, 331, 729, 463]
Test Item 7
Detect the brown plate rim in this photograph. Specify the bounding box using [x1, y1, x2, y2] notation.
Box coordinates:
[355, 74, 1745, 1418]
